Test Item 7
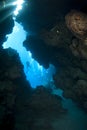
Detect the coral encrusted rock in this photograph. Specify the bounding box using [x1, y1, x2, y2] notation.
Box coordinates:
[65, 10, 87, 59]
[65, 10, 87, 41]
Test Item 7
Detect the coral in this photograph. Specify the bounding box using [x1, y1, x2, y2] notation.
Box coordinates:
[65, 10, 87, 41]
[65, 10, 87, 59]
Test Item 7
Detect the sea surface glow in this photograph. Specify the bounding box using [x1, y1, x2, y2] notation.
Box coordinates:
[13, 0, 24, 16]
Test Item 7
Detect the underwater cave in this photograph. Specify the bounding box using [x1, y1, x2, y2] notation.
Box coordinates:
[0, 0, 87, 130]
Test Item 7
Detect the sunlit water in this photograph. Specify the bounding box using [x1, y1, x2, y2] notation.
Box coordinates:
[2, 0, 87, 130]
[3, 21, 56, 88]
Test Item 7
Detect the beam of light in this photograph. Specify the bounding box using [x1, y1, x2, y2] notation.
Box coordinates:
[0, 1, 17, 12]
[0, 11, 13, 23]
[0, 0, 24, 22]
[2, 21, 56, 88]
[12, 0, 24, 16]
[0, 1, 15, 22]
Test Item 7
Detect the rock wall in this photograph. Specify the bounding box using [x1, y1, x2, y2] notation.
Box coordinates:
[53, 10, 87, 111]
[0, 47, 33, 130]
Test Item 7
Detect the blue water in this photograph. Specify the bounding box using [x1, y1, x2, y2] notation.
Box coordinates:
[3, 21, 56, 88]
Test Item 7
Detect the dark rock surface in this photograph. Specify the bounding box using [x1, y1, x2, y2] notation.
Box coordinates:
[16, 0, 72, 32]
[51, 11, 87, 111]
[40, 20, 72, 47]
[29, 86, 66, 116]
[23, 35, 54, 68]
[0, 49, 31, 130]
[54, 67, 87, 110]
[16, 0, 87, 32]
[15, 86, 66, 130]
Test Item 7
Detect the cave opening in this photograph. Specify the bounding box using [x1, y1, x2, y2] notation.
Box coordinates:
[2, 0, 56, 88]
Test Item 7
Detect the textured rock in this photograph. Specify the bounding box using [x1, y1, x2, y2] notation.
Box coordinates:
[54, 67, 87, 111]
[40, 21, 72, 47]
[65, 10, 87, 59]
[29, 86, 66, 117]
[70, 39, 87, 59]
[15, 86, 66, 130]
[65, 10, 87, 41]
[0, 48, 30, 129]
[0, 49, 23, 80]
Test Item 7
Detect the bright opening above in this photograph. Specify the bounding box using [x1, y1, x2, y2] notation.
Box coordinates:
[13, 0, 24, 16]
[3, 21, 56, 88]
